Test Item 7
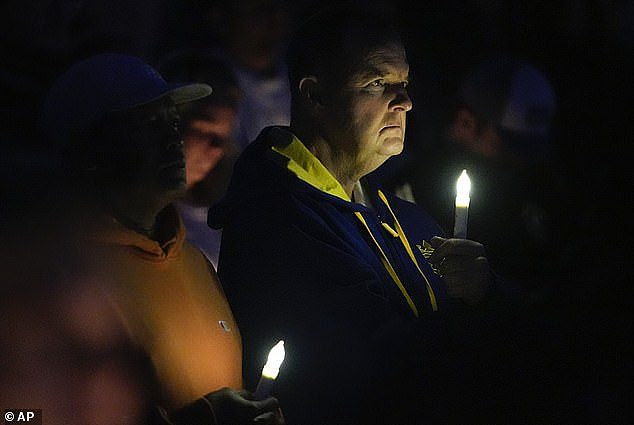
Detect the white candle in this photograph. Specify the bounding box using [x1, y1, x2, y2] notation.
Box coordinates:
[254, 340, 285, 399]
[453, 169, 471, 238]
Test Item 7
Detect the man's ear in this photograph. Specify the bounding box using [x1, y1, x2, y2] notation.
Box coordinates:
[298, 76, 322, 110]
[448, 108, 477, 143]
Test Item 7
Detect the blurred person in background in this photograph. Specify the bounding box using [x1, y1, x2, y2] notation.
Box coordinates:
[39, 53, 283, 425]
[207, 0, 293, 150]
[158, 50, 241, 267]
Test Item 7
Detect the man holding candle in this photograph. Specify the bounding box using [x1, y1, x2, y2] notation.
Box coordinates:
[210, 10, 493, 423]
[40, 54, 283, 425]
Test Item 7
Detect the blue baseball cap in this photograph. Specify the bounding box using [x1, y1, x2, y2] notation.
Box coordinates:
[461, 58, 556, 138]
[460, 58, 556, 161]
[40, 53, 212, 142]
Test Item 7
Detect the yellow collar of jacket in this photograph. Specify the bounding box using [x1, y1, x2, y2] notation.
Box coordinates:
[269, 127, 351, 202]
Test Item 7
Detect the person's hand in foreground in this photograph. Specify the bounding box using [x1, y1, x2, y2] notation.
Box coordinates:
[170, 387, 284, 425]
[428, 236, 491, 305]
[205, 388, 283, 425]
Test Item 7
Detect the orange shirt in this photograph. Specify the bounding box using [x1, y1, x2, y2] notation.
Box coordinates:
[92, 207, 242, 410]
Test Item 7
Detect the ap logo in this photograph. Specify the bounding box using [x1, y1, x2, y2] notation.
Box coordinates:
[3, 410, 41, 424]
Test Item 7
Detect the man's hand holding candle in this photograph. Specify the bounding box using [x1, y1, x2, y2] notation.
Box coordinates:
[428, 236, 490, 305]
[168, 387, 284, 425]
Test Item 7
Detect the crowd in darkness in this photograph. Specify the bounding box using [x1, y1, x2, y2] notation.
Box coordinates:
[1, 1, 631, 423]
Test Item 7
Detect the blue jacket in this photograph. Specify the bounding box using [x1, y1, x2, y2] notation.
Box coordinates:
[210, 127, 464, 423]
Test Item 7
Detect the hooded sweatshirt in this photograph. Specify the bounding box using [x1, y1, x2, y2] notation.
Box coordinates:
[209, 127, 460, 423]
[92, 206, 242, 411]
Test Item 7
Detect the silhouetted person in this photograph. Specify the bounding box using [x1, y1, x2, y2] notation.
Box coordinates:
[40, 54, 283, 425]
[208, 0, 293, 149]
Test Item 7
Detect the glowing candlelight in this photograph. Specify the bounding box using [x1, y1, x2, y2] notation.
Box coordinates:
[453, 169, 471, 238]
[254, 340, 285, 398]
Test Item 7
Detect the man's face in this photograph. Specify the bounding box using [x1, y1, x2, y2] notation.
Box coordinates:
[320, 41, 412, 178]
[99, 98, 187, 205]
[183, 104, 236, 188]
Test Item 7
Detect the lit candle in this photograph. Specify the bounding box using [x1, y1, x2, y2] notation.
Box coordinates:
[453, 169, 471, 238]
[254, 340, 285, 399]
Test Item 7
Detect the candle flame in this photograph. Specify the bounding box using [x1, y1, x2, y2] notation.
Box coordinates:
[456, 169, 471, 207]
[261, 340, 285, 379]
